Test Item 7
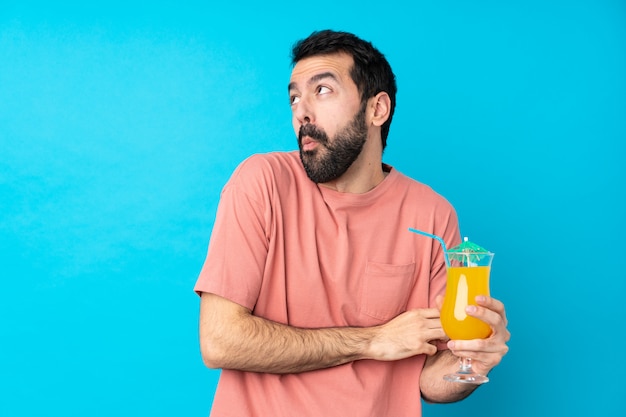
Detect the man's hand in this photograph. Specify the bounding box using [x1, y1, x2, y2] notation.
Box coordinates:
[420, 295, 510, 403]
[446, 295, 510, 375]
[366, 308, 447, 361]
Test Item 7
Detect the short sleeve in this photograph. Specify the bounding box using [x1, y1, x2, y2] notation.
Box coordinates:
[194, 156, 273, 310]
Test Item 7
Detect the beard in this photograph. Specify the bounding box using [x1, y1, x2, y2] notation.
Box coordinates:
[298, 104, 368, 184]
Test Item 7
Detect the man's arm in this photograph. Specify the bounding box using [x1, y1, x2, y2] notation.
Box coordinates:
[199, 292, 446, 374]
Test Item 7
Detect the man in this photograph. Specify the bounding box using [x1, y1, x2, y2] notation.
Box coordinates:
[195, 30, 510, 416]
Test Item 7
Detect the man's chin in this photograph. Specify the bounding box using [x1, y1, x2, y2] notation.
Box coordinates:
[300, 147, 322, 164]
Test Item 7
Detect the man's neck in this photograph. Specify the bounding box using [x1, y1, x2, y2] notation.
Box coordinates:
[318, 156, 387, 194]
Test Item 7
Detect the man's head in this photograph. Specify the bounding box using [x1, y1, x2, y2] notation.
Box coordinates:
[288, 30, 396, 184]
[290, 30, 397, 150]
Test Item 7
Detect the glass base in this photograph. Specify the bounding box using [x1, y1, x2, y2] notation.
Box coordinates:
[444, 372, 489, 384]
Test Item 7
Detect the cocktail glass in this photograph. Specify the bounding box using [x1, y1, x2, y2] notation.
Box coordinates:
[440, 241, 494, 384]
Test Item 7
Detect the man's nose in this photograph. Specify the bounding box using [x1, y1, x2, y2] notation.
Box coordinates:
[293, 96, 314, 125]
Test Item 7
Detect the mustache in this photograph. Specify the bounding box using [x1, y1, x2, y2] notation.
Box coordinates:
[299, 123, 328, 145]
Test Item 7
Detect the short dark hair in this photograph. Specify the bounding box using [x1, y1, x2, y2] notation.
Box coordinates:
[291, 30, 397, 150]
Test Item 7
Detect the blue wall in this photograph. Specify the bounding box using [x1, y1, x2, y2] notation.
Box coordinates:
[1, 1, 624, 416]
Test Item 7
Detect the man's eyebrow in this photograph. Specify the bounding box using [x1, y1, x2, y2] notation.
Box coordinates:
[288, 72, 338, 93]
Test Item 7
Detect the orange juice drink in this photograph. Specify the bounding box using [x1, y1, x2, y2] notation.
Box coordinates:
[441, 266, 492, 340]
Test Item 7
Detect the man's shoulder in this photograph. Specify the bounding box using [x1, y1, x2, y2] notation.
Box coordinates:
[227, 151, 305, 192]
[235, 151, 300, 175]
[391, 168, 441, 195]
[390, 169, 456, 211]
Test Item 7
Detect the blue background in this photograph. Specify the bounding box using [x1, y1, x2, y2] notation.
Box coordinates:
[1, 1, 624, 416]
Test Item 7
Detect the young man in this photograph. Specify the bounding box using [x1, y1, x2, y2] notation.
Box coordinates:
[195, 30, 510, 417]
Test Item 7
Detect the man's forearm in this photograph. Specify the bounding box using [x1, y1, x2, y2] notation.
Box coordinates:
[199, 293, 379, 374]
[209, 313, 375, 373]
[420, 350, 478, 403]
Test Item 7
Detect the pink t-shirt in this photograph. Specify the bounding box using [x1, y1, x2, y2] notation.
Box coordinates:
[195, 151, 461, 417]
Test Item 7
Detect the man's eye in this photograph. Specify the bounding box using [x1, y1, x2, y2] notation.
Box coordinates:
[317, 86, 331, 95]
[290, 95, 300, 105]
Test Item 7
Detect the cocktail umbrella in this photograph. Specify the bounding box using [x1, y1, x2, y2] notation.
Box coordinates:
[447, 237, 490, 266]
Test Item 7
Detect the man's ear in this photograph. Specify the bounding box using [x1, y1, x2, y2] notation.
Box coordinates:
[370, 92, 391, 127]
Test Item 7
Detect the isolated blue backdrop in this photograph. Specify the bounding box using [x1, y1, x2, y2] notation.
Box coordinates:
[1, 1, 624, 416]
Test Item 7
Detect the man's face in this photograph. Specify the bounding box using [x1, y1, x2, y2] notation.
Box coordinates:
[288, 53, 368, 184]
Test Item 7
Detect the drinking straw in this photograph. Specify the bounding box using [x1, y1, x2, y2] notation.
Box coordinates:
[408, 227, 450, 266]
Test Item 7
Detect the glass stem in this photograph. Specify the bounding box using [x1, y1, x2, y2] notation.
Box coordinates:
[459, 357, 473, 374]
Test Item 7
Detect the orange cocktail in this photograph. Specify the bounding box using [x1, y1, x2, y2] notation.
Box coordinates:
[441, 265, 492, 340]
[407, 231, 495, 384]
